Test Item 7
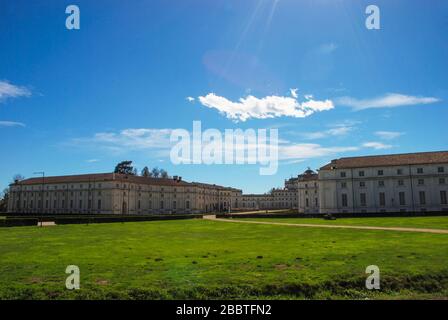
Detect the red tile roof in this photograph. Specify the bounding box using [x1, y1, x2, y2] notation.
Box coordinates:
[12, 173, 192, 187]
[320, 151, 448, 170]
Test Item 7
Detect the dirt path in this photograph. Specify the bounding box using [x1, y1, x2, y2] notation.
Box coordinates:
[202, 215, 448, 234]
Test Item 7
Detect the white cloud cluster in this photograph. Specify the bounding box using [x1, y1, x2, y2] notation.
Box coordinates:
[0, 81, 31, 102]
[279, 143, 358, 161]
[0, 121, 25, 127]
[337, 93, 439, 110]
[374, 131, 404, 140]
[198, 92, 334, 122]
[94, 128, 173, 150]
[362, 141, 392, 150]
[302, 125, 353, 140]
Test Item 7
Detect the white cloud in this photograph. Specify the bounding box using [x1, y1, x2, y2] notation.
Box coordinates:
[337, 93, 440, 110]
[198, 92, 334, 122]
[374, 131, 404, 140]
[290, 88, 298, 98]
[318, 43, 338, 54]
[0, 121, 26, 127]
[0, 81, 31, 102]
[302, 125, 353, 140]
[95, 128, 173, 149]
[71, 128, 173, 156]
[362, 141, 393, 150]
[279, 143, 358, 161]
[86, 159, 100, 163]
[186, 96, 195, 102]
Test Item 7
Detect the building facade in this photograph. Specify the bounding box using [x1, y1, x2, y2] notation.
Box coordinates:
[318, 151, 448, 214]
[297, 169, 319, 214]
[7, 173, 241, 215]
[236, 178, 299, 210]
[7, 151, 448, 215]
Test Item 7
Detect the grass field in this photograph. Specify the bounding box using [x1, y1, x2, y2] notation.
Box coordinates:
[0, 217, 448, 299]
[236, 216, 448, 230]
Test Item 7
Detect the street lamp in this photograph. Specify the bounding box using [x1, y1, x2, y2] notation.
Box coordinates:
[33, 171, 44, 227]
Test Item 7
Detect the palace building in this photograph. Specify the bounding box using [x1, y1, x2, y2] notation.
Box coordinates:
[318, 151, 448, 214]
[7, 173, 242, 215]
[7, 151, 448, 215]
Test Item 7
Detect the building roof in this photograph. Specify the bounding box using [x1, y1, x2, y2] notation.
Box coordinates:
[12, 173, 193, 187]
[320, 151, 448, 170]
[298, 168, 318, 181]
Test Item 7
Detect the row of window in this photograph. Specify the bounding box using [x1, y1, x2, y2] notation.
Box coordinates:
[21, 183, 103, 191]
[341, 178, 446, 189]
[340, 191, 448, 207]
[136, 200, 191, 210]
[20, 199, 102, 210]
[340, 167, 445, 178]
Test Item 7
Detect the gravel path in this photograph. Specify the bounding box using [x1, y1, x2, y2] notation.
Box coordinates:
[203, 216, 448, 234]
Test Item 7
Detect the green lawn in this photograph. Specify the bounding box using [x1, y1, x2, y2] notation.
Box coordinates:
[0, 219, 447, 299]
[236, 216, 448, 230]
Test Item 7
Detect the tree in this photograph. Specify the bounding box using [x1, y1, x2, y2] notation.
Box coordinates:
[114, 161, 136, 175]
[151, 167, 160, 178]
[141, 166, 151, 177]
[0, 188, 9, 212]
[160, 169, 169, 179]
[12, 174, 25, 183]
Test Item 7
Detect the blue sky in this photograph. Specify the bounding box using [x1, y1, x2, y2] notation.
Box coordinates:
[1, 0, 447, 193]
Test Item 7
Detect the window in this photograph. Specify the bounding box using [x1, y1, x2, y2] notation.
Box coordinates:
[88, 199, 92, 209]
[360, 193, 367, 207]
[378, 180, 385, 187]
[439, 178, 446, 185]
[377, 170, 384, 176]
[397, 169, 403, 175]
[419, 191, 426, 205]
[441, 191, 447, 205]
[379, 192, 386, 207]
[97, 199, 102, 210]
[53, 200, 57, 208]
[79, 200, 82, 208]
[341, 194, 348, 207]
[340, 172, 346, 178]
[418, 179, 424, 185]
[359, 171, 365, 177]
[138, 200, 141, 209]
[173, 201, 176, 209]
[399, 192, 406, 206]
[417, 168, 423, 174]
[62, 200, 65, 209]
[438, 167, 445, 173]
[186, 200, 190, 209]
[45, 200, 49, 209]
[160, 201, 164, 209]
[359, 181, 366, 187]
[149, 200, 152, 209]
[398, 180, 404, 186]
[305, 198, 309, 207]
[70, 200, 73, 209]
[315, 198, 318, 206]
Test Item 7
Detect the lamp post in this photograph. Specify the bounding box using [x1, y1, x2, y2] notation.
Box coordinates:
[33, 171, 44, 227]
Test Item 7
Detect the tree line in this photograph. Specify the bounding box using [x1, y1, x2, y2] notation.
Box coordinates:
[113, 161, 170, 178]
